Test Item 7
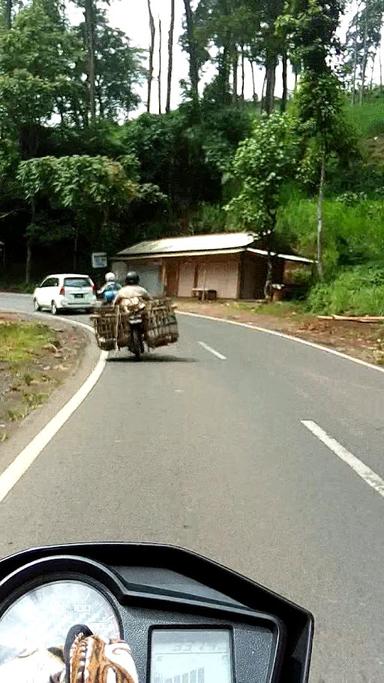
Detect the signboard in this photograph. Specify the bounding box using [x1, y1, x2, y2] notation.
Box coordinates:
[92, 252, 108, 269]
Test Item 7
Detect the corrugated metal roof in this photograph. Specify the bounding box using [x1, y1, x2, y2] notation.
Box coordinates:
[117, 232, 257, 257]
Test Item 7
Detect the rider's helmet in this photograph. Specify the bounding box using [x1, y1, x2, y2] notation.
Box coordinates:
[125, 271, 140, 285]
[105, 271, 116, 283]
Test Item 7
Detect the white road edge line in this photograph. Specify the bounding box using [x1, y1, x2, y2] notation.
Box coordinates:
[178, 311, 384, 375]
[0, 313, 107, 503]
[198, 341, 227, 360]
[302, 420, 384, 499]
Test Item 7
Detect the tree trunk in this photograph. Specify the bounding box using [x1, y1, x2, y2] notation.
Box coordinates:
[84, 0, 96, 122]
[370, 53, 375, 90]
[5, 0, 12, 28]
[73, 227, 79, 272]
[166, 0, 175, 113]
[250, 60, 257, 101]
[380, 49, 383, 92]
[25, 198, 35, 285]
[317, 153, 326, 280]
[264, 252, 273, 300]
[232, 48, 238, 103]
[261, 70, 267, 111]
[264, 51, 277, 115]
[351, 29, 358, 105]
[359, 9, 369, 105]
[280, 51, 288, 112]
[158, 17, 162, 114]
[25, 241, 32, 285]
[240, 45, 245, 101]
[147, 0, 155, 112]
[182, 0, 199, 105]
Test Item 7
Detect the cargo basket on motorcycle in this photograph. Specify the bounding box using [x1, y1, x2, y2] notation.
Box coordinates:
[90, 306, 131, 351]
[91, 298, 178, 351]
[144, 298, 179, 349]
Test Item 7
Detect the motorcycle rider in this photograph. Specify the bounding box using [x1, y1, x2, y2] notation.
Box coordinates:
[98, 272, 121, 304]
[113, 271, 150, 305]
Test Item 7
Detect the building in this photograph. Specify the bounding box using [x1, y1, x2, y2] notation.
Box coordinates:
[112, 232, 312, 299]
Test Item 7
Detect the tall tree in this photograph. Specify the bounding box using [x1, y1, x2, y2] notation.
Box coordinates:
[166, 0, 175, 113]
[158, 16, 162, 114]
[83, 0, 97, 121]
[146, 0, 155, 112]
[0, 0, 79, 156]
[182, 0, 200, 104]
[226, 112, 298, 296]
[285, 0, 352, 277]
[3, 0, 12, 28]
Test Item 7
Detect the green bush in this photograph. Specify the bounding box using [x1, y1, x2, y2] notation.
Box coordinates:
[346, 99, 384, 139]
[277, 196, 384, 275]
[307, 265, 384, 315]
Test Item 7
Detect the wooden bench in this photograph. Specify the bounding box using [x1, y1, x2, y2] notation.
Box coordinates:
[191, 288, 217, 301]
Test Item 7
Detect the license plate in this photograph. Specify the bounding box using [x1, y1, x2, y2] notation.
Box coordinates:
[74, 293, 84, 299]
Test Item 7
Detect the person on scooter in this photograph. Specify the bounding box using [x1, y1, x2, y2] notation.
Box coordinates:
[98, 272, 121, 304]
[113, 271, 150, 305]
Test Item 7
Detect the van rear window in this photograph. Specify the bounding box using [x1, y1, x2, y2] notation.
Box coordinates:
[64, 277, 92, 288]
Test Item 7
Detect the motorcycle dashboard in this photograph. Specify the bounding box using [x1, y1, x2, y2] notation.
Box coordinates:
[0, 544, 313, 682]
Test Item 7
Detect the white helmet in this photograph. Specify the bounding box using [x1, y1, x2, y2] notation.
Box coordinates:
[105, 271, 116, 283]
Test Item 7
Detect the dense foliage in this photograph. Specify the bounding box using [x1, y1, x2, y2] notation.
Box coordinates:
[0, 0, 384, 312]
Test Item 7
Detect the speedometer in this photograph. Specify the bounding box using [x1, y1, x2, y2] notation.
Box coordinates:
[0, 579, 121, 671]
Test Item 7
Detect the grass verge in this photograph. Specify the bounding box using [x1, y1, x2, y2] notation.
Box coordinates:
[0, 318, 86, 442]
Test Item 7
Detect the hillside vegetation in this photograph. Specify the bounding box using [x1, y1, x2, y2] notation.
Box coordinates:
[1, 0, 384, 314]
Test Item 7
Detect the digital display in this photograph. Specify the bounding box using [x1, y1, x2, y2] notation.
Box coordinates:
[150, 629, 233, 683]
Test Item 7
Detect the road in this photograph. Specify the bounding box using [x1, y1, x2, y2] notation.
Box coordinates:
[1, 292, 384, 682]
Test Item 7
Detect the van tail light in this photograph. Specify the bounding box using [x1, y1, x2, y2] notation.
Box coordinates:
[93, 284, 97, 294]
[59, 286, 65, 296]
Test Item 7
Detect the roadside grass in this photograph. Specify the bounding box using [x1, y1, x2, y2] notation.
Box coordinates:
[0, 322, 56, 363]
[0, 321, 59, 440]
[228, 300, 307, 318]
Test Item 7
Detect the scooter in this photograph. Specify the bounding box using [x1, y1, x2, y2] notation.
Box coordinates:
[0, 543, 313, 682]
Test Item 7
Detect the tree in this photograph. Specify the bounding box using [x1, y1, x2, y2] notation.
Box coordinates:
[158, 17, 162, 114]
[284, 0, 354, 277]
[166, 0, 175, 113]
[146, 0, 155, 112]
[225, 113, 298, 295]
[0, 0, 80, 156]
[343, 0, 384, 104]
[182, 0, 200, 105]
[73, 0, 98, 122]
[2, 0, 12, 28]
[17, 155, 140, 278]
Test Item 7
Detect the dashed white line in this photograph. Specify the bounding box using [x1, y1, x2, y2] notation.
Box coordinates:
[198, 341, 227, 360]
[302, 420, 384, 499]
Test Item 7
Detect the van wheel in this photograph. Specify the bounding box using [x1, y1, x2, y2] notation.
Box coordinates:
[33, 299, 41, 312]
[51, 301, 58, 315]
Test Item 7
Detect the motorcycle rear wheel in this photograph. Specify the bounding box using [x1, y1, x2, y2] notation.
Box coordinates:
[131, 328, 143, 361]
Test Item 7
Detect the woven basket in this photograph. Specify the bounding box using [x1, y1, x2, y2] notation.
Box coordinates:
[91, 299, 179, 351]
[144, 298, 179, 349]
[90, 306, 131, 350]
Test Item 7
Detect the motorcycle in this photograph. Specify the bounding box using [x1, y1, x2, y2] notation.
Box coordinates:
[127, 305, 145, 361]
[0, 542, 313, 682]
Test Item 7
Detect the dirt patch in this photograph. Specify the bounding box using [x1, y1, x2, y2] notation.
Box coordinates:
[0, 314, 89, 443]
[177, 300, 384, 366]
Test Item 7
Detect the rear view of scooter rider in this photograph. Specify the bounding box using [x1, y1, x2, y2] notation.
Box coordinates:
[98, 272, 121, 304]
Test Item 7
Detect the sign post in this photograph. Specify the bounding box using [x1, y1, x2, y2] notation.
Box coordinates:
[91, 252, 108, 269]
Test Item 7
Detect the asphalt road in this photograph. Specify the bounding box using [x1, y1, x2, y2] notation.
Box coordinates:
[1, 292, 384, 682]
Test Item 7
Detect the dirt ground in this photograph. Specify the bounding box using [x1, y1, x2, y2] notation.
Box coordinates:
[0, 313, 88, 443]
[176, 300, 384, 366]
